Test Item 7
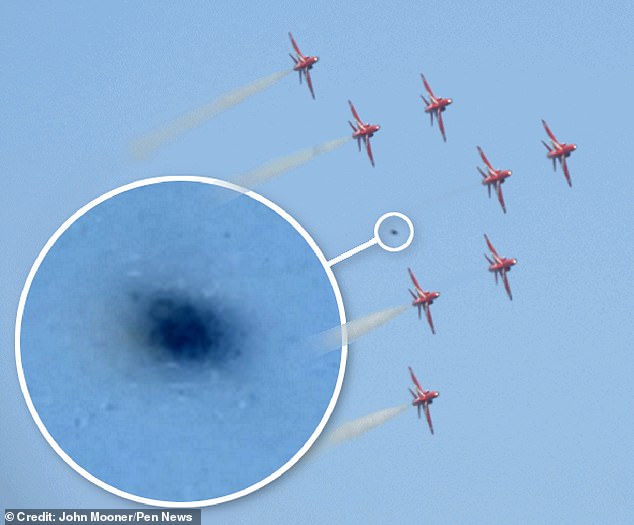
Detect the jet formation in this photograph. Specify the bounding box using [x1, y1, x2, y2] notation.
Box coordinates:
[282, 32, 577, 437]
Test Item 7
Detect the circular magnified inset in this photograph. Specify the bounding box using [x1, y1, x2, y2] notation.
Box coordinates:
[15, 176, 346, 507]
[374, 212, 414, 252]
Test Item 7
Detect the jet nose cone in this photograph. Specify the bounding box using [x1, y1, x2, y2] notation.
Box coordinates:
[315, 57, 319, 62]
[447, 98, 453, 104]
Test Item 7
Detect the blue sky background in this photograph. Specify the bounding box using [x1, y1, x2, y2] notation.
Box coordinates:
[1, 0, 633, 522]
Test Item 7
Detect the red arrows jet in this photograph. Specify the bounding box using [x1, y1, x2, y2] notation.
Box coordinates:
[407, 268, 440, 334]
[408, 367, 439, 435]
[348, 100, 380, 167]
[288, 32, 319, 99]
[420, 74, 453, 142]
[484, 234, 517, 301]
[477, 146, 512, 214]
[541, 119, 577, 187]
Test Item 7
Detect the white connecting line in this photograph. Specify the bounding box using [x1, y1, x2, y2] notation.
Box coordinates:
[327, 211, 414, 267]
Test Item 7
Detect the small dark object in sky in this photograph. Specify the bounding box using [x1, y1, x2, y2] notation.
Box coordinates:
[390, 229, 399, 235]
[144, 293, 236, 364]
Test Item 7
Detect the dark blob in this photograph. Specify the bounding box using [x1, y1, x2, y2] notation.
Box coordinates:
[144, 293, 238, 365]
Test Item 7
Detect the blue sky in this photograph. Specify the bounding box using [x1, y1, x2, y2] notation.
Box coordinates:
[1, 0, 633, 522]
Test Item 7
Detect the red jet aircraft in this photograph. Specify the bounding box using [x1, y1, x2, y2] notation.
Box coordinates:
[477, 146, 512, 214]
[484, 234, 517, 301]
[407, 268, 440, 334]
[348, 100, 380, 166]
[288, 32, 319, 99]
[420, 74, 453, 142]
[408, 367, 439, 435]
[541, 119, 577, 187]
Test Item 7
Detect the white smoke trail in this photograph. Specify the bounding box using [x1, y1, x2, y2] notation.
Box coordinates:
[130, 69, 293, 160]
[235, 136, 351, 189]
[323, 404, 409, 446]
[312, 304, 409, 355]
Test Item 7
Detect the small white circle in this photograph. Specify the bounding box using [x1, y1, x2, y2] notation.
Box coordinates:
[373, 212, 414, 252]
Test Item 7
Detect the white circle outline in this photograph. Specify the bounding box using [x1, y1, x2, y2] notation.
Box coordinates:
[14, 175, 348, 508]
[373, 211, 415, 252]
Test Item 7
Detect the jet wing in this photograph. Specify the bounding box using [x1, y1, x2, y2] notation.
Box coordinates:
[407, 267, 424, 294]
[542, 119, 562, 147]
[421, 74, 436, 99]
[408, 366, 424, 393]
[424, 403, 434, 434]
[348, 100, 363, 125]
[477, 146, 495, 171]
[288, 32, 305, 58]
[484, 234, 501, 260]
